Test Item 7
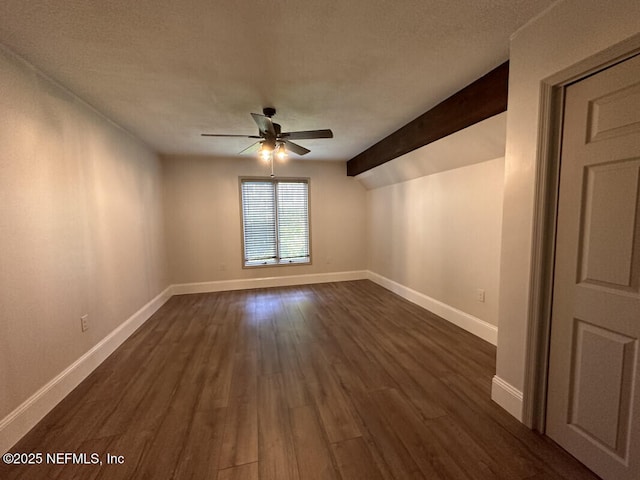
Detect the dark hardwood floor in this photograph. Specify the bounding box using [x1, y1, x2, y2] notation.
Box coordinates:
[1, 280, 600, 479]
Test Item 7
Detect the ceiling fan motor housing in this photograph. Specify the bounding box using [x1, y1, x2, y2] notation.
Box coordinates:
[263, 107, 276, 118]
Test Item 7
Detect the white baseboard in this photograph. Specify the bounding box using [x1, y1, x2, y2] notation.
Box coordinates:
[366, 271, 498, 345]
[171, 270, 369, 295]
[491, 375, 524, 421]
[0, 286, 172, 455]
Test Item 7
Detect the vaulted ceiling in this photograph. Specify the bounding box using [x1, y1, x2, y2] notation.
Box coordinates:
[0, 0, 556, 160]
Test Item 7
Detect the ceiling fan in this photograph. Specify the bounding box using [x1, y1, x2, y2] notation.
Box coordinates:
[201, 107, 333, 158]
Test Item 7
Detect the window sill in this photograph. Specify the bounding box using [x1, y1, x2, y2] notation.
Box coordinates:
[243, 258, 311, 268]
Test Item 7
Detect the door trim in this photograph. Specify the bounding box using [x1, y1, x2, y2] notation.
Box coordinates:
[523, 32, 640, 431]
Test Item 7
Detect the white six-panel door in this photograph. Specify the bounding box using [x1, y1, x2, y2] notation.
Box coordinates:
[546, 53, 640, 479]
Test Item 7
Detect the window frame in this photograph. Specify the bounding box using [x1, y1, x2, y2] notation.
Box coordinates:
[238, 176, 312, 269]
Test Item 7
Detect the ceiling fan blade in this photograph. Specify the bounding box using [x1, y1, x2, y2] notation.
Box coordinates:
[282, 129, 333, 140]
[201, 133, 262, 138]
[284, 139, 310, 156]
[239, 141, 262, 154]
[251, 113, 276, 136]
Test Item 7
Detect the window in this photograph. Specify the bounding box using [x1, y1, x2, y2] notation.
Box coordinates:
[240, 178, 310, 267]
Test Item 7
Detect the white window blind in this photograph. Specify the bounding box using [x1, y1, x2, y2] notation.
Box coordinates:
[241, 179, 310, 266]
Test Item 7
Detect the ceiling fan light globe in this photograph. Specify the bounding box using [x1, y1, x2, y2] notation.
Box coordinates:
[276, 144, 287, 160]
[260, 149, 272, 161]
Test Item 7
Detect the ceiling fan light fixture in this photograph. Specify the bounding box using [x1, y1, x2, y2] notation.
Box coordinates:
[276, 143, 287, 160]
[258, 143, 273, 161]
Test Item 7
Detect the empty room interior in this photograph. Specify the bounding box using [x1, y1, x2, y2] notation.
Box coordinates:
[1, 1, 639, 479]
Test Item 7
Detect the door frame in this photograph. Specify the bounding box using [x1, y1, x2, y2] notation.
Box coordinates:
[523, 33, 640, 432]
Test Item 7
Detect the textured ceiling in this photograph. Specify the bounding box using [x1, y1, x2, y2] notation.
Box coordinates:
[0, 0, 556, 160]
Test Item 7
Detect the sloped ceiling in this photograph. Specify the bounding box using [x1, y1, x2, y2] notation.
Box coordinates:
[0, 0, 556, 160]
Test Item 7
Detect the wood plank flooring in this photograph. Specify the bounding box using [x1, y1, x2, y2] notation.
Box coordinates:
[0, 280, 601, 479]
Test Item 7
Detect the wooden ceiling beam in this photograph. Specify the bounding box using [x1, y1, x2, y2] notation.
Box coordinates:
[347, 61, 509, 176]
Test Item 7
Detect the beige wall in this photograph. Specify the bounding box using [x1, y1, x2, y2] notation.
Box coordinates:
[497, 0, 640, 394]
[366, 157, 504, 327]
[162, 155, 367, 284]
[0, 47, 168, 419]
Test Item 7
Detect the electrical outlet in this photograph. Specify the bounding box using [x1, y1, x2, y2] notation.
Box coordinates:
[476, 289, 485, 303]
[80, 314, 89, 332]
[220, 263, 227, 272]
